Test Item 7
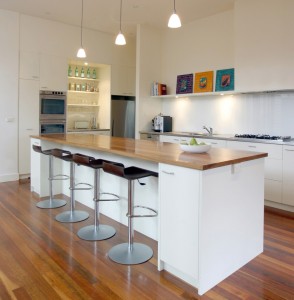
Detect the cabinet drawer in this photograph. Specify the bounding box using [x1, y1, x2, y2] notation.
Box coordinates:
[265, 179, 282, 203]
[160, 135, 188, 143]
[197, 138, 227, 148]
[227, 141, 282, 159]
[140, 133, 159, 141]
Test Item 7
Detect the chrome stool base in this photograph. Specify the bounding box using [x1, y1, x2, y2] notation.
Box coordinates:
[55, 210, 89, 223]
[36, 198, 67, 209]
[77, 224, 116, 241]
[108, 242, 153, 265]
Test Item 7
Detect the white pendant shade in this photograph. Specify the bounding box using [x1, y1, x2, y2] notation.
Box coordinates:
[115, 32, 126, 45]
[77, 47, 86, 58]
[168, 12, 181, 28]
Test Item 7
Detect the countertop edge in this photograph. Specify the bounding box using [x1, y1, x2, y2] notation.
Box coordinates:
[31, 134, 268, 171]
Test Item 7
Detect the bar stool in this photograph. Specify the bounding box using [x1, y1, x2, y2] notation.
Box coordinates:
[53, 150, 89, 223]
[72, 154, 120, 241]
[103, 162, 158, 265]
[32, 145, 68, 209]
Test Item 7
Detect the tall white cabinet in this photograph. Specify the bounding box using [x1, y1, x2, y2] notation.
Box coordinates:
[18, 79, 40, 176]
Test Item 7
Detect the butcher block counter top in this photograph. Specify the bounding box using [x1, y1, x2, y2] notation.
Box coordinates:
[32, 134, 268, 170]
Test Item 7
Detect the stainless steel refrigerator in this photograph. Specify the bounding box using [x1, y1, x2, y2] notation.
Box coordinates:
[111, 95, 135, 138]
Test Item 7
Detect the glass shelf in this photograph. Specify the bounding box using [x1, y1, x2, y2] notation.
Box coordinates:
[68, 76, 99, 81]
[67, 90, 99, 95]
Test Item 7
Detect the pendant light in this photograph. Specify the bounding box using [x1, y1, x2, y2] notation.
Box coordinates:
[168, 0, 181, 28]
[77, 0, 86, 58]
[115, 0, 126, 45]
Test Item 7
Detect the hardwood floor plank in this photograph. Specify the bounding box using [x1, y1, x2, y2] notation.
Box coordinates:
[0, 181, 293, 299]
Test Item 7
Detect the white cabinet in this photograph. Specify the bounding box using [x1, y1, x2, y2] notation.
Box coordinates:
[19, 51, 39, 80]
[282, 145, 294, 206]
[159, 163, 199, 281]
[160, 135, 189, 144]
[40, 54, 67, 91]
[196, 138, 227, 148]
[111, 65, 135, 96]
[140, 133, 160, 141]
[227, 141, 283, 203]
[19, 79, 40, 176]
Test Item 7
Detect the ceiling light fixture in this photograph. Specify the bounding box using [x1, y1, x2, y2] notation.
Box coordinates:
[168, 0, 181, 28]
[115, 0, 126, 45]
[77, 0, 86, 58]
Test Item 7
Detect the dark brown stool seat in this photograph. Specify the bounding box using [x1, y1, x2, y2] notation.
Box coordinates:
[103, 162, 158, 265]
[32, 145, 68, 209]
[52, 150, 89, 223]
[72, 154, 119, 241]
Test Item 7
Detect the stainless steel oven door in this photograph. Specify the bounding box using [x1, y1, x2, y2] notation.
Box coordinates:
[40, 120, 66, 135]
[39, 90, 67, 121]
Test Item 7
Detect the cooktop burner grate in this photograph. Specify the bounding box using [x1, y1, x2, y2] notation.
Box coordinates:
[234, 134, 291, 141]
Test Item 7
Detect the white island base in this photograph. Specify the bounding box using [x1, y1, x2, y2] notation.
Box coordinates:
[31, 137, 264, 295]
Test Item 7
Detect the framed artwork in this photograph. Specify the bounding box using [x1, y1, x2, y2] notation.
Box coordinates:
[176, 73, 193, 94]
[194, 71, 213, 93]
[215, 68, 235, 92]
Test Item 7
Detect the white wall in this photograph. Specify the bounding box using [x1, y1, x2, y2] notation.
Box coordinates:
[0, 10, 19, 182]
[136, 25, 163, 135]
[162, 92, 294, 136]
[234, 0, 294, 92]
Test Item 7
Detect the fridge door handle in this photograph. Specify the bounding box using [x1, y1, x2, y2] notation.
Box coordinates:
[112, 119, 114, 136]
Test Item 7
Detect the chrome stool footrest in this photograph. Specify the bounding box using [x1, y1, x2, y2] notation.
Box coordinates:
[127, 205, 158, 218]
[70, 182, 93, 191]
[51, 174, 70, 181]
[97, 192, 120, 202]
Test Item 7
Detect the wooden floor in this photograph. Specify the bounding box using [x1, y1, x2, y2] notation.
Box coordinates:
[0, 181, 293, 300]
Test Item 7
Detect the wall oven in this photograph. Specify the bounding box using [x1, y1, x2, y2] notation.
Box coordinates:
[39, 90, 67, 120]
[40, 120, 66, 135]
[39, 90, 67, 134]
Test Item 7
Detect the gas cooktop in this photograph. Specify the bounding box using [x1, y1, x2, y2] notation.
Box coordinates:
[234, 134, 292, 141]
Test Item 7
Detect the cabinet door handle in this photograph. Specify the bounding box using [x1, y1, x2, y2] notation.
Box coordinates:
[162, 170, 175, 175]
[211, 142, 218, 144]
[248, 145, 257, 148]
[284, 149, 294, 152]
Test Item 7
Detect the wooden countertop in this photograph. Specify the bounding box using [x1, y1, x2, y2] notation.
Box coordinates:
[31, 134, 268, 170]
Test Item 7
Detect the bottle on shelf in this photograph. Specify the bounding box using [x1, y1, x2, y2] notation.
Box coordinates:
[87, 68, 91, 78]
[75, 66, 79, 77]
[92, 69, 96, 79]
[68, 65, 72, 77]
[81, 67, 85, 78]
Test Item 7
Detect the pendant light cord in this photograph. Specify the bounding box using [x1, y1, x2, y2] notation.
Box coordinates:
[80, 0, 84, 47]
[173, 0, 176, 13]
[119, 0, 122, 32]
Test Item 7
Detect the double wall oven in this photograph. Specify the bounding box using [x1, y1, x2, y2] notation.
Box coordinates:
[39, 90, 67, 134]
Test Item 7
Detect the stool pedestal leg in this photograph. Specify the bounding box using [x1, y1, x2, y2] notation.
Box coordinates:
[36, 155, 67, 209]
[108, 180, 153, 265]
[55, 161, 89, 223]
[77, 169, 116, 240]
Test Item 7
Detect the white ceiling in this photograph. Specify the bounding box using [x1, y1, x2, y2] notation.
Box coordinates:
[0, 0, 235, 37]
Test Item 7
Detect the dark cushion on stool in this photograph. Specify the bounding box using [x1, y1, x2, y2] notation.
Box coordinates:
[51, 149, 72, 161]
[32, 145, 52, 156]
[73, 154, 121, 170]
[103, 162, 158, 180]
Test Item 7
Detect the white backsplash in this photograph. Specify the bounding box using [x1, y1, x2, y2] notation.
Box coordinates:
[161, 92, 294, 136]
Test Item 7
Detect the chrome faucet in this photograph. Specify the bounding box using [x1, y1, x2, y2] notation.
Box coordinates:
[203, 126, 213, 135]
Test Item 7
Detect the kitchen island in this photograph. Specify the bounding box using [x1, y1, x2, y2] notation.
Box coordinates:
[30, 134, 267, 295]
